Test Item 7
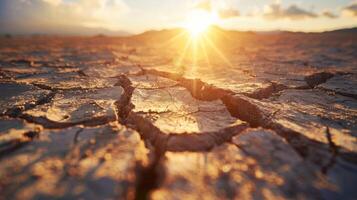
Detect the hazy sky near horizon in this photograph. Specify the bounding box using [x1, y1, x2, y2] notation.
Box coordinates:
[0, 0, 356, 34]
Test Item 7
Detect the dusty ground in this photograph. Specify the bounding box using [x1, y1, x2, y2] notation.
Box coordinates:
[0, 31, 356, 200]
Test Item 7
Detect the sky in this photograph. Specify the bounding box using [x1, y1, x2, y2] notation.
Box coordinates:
[0, 0, 356, 35]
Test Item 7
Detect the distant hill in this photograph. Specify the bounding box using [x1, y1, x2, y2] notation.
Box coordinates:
[3, 25, 355, 37]
[128, 28, 184, 41]
[0, 23, 131, 36]
[131, 26, 357, 39]
[252, 27, 357, 35]
[323, 27, 357, 34]
[128, 25, 255, 44]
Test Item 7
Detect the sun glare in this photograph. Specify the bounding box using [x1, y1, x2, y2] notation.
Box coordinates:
[171, 8, 231, 70]
[185, 10, 218, 38]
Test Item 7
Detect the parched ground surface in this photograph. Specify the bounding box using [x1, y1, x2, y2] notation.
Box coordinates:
[0, 32, 356, 200]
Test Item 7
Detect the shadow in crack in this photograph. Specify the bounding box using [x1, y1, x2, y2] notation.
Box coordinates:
[124, 74, 248, 153]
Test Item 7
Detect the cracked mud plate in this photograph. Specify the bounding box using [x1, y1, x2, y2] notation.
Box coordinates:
[0, 34, 356, 200]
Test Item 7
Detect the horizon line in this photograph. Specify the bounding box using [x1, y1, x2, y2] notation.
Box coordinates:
[1, 25, 356, 37]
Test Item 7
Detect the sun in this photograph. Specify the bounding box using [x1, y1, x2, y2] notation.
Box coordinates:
[184, 10, 218, 38]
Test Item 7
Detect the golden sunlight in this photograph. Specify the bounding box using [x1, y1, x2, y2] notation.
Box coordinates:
[184, 10, 218, 38]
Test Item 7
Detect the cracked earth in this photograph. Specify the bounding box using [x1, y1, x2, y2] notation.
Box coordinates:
[0, 32, 356, 200]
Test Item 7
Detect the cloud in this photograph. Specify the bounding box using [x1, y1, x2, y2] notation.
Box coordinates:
[1, 0, 129, 32]
[42, 0, 62, 6]
[264, 2, 317, 20]
[194, 0, 211, 11]
[193, 0, 240, 19]
[322, 11, 338, 19]
[342, 1, 357, 17]
[218, 9, 240, 19]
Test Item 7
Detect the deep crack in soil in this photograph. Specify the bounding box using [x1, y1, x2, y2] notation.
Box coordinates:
[1, 35, 356, 200]
[142, 68, 357, 173]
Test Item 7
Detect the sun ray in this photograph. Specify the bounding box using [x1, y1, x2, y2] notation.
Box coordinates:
[174, 36, 192, 72]
[161, 31, 188, 47]
[198, 36, 212, 70]
[166, 7, 233, 80]
[202, 35, 233, 67]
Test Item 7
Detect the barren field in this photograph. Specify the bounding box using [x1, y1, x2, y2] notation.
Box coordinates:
[0, 31, 356, 199]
